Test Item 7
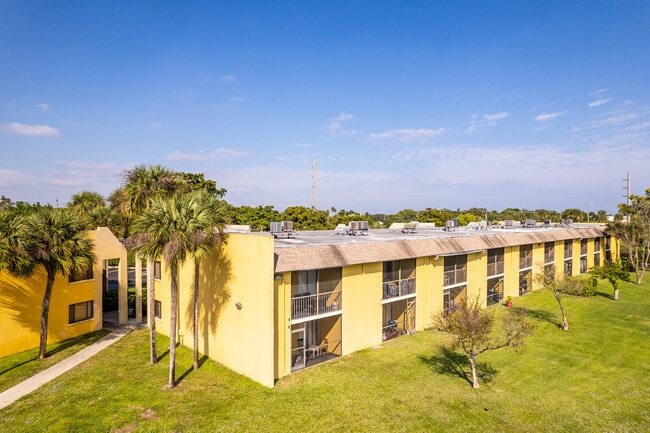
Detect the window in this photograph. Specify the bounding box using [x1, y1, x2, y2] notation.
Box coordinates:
[594, 237, 601, 267]
[154, 300, 162, 319]
[443, 285, 466, 314]
[580, 239, 588, 256]
[69, 265, 93, 283]
[383, 259, 416, 299]
[564, 240, 573, 259]
[544, 263, 555, 280]
[519, 244, 533, 269]
[564, 240, 573, 276]
[486, 277, 504, 306]
[153, 261, 161, 280]
[444, 255, 467, 286]
[544, 242, 555, 264]
[487, 248, 504, 276]
[519, 270, 532, 295]
[605, 236, 612, 262]
[69, 301, 93, 324]
[564, 260, 573, 276]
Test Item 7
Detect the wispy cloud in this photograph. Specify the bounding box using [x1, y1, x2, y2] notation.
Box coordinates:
[38, 103, 49, 111]
[0, 122, 61, 136]
[167, 148, 249, 161]
[64, 160, 117, 170]
[588, 98, 611, 108]
[369, 128, 449, 142]
[221, 74, 237, 82]
[534, 111, 567, 122]
[323, 113, 357, 135]
[466, 112, 509, 132]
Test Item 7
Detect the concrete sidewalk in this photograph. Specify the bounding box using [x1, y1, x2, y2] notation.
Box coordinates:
[0, 324, 138, 410]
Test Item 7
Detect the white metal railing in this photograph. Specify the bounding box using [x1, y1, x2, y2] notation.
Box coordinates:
[382, 277, 416, 300]
[291, 291, 342, 319]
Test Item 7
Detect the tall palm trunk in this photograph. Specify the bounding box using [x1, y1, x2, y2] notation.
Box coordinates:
[193, 260, 200, 370]
[39, 272, 56, 359]
[168, 265, 178, 388]
[147, 259, 157, 363]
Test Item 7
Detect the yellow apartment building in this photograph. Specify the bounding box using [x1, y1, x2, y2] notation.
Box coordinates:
[151, 222, 617, 388]
[0, 227, 129, 358]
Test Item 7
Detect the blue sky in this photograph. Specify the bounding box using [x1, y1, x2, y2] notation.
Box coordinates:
[1, 1, 649, 214]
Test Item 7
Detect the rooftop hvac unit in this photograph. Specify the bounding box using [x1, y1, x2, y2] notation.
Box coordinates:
[451, 218, 460, 227]
[270, 222, 282, 233]
[359, 221, 369, 230]
[282, 220, 294, 232]
[505, 220, 514, 228]
[445, 220, 455, 229]
[349, 221, 360, 231]
[404, 222, 417, 229]
[565, 218, 572, 225]
[525, 219, 536, 228]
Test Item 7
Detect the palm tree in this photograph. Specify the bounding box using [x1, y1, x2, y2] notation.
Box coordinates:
[129, 191, 223, 387]
[116, 164, 180, 364]
[186, 190, 228, 370]
[0, 208, 95, 359]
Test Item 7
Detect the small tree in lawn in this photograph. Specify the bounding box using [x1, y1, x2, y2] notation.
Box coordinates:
[591, 260, 630, 300]
[433, 295, 534, 389]
[535, 273, 587, 331]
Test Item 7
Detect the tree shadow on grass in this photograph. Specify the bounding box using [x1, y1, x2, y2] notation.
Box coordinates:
[595, 290, 614, 300]
[176, 355, 209, 384]
[419, 347, 498, 387]
[512, 306, 557, 326]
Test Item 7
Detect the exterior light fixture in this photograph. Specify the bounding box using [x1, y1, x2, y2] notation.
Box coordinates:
[235, 302, 243, 310]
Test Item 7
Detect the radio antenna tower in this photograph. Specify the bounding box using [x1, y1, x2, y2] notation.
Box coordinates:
[312, 158, 316, 210]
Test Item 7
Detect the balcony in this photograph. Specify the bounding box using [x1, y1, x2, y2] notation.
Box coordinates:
[291, 291, 342, 320]
[382, 277, 416, 300]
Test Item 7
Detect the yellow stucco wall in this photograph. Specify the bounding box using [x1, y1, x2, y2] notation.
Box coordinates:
[342, 262, 382, 354]
[0, 227, 126, 358]
[154, 233, 276, 388]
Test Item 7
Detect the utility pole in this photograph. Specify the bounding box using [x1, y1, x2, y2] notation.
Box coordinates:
[311, 158, 316, 210]
[623, 172, 631, 223]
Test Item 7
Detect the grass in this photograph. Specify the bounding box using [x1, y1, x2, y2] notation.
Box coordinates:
[0, 329, 110, 393]
[1, 277, 649, 432]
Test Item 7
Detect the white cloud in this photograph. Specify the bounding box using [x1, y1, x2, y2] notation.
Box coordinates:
[466, 112, 509, 132]
[38, 103, 49, 111]
[588, 98, 611, 108]
[534, 111, 567, 121]
[0, 122, 61, 136]
[64, 161, 117, 170]
[369, 128, 449, 142]
[167, 148, 249, 161]
[323, 113, 357, 135]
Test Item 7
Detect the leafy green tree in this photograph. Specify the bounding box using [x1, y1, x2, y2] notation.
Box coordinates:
[129, 192, 225, 387]
[0, 208, 95, 359]
[0, 195, 14, 212]
[610, 189, 650, 284]
[591, 260, 631, 300]
[417, 208, 453, 226]
[281, 206, 328, 230]
[233, 205, 280, 231]
[177, 172, 227, 198]
[536, 273, 588, 330]
[433, 295, 534, 389]
[595, 210, 609, 223]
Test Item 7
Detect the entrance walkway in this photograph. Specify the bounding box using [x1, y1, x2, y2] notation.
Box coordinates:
[0, 322, 142, 410]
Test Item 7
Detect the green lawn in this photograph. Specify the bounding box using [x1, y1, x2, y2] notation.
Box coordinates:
[1, 278, 648, 432]
[0, 329, 110, 393]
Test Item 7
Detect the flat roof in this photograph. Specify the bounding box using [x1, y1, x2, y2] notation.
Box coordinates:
[231, 223, 609, 273]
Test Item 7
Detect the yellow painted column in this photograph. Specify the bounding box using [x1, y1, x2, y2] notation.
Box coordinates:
[503, 246, 519, 299]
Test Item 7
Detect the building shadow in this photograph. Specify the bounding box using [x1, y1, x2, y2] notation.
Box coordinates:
[0, 273, 44, 336]
[179, 244, 232, 383]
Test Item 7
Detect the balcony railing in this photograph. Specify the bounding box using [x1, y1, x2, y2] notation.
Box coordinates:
[292, 291, 342, 319]
[444, 269, 467, 286]
[382, 277, 416, 300]
[519, 257, 532, 269]
[487, 262, 504, 276]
